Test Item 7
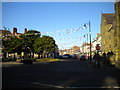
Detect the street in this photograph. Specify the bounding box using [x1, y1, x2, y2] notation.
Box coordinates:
[2, 59, 120, 89]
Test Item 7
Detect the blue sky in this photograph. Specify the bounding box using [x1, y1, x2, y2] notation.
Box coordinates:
[2, 2, 115, 49]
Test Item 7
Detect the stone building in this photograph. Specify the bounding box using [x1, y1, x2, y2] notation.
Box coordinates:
[100, 1, 120, 67]
[100, 13, 115, 54]
[114, 1, 120, 68]
[100, 13, 116, 65]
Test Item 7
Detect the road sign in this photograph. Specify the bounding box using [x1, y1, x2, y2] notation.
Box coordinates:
[96, 46, 101, 50]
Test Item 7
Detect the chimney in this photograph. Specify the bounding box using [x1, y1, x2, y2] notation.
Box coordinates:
[13, 28, 17, 35]
[24, 28, 27, 34]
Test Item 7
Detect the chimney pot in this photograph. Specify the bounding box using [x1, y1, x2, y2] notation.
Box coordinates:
[13, 28, 17, 35]
[24, 28, 27, 34]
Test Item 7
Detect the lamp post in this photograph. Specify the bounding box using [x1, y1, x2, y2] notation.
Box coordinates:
[84, 21, 92, 61]
[89, 21, 92, 61]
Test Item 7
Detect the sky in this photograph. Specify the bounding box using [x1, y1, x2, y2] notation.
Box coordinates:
[2, 2, 115, 49]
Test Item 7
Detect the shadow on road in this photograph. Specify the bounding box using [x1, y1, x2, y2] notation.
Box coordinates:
[2, 59, 120, 89]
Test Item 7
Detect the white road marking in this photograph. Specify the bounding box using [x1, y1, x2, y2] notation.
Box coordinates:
[67, 86, 120, 88]
[31, 82, 64, 88]
[31, 82, 120, 88]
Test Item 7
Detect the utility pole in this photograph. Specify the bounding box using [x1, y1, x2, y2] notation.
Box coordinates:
[89, 21, 92, 62]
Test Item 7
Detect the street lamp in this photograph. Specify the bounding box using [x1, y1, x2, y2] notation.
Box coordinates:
[89, 21, 92, 61]
[84, 21, 92, 61]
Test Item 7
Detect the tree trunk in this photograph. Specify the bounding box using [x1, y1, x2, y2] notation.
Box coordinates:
[38, 53, 40, 59]
[30, 52, 32, 58]
[32, 52, 34, 58]
[3, 52, 7, 58]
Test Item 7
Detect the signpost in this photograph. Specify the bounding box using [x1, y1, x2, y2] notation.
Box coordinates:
[96, 45, 101, 51]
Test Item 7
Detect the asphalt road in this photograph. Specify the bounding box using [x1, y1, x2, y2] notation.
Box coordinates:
[2, 59, 120, 89]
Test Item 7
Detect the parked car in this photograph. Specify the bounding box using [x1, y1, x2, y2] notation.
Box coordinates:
[55, 55, 63, 59]
[62, 54, 72, 59]
[80, 55, 86, 60]
[72, 54, 78, 59]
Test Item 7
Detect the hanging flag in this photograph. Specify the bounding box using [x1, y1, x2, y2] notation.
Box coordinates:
[41, 23, 88, 37]
[76, 29, 79, 31]
[84, 35, 86, 37]
[84, 24, 87, 28]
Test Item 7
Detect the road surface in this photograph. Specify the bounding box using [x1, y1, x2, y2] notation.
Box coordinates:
[2, 59, 120, 89]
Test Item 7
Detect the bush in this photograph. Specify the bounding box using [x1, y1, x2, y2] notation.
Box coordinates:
[22, 58, 34, 65]
[2, 57, 9, 62]
[8, 57, 16, 61]
[23, 60, 33, 65]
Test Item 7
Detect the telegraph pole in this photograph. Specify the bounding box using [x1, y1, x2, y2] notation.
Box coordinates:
[89, 21, 92, 61]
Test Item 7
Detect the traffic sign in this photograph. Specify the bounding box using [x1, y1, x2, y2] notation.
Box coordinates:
[96, 46, 101, 50]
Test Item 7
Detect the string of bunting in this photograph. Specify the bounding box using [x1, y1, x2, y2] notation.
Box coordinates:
[57, 35, 86, 46]
[55, 33, 90, 41]
[57, 40, 81, 45]
[56, 36, 81, 40]
[41, 23, 88, 37]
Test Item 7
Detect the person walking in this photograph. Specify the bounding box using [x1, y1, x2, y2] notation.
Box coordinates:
[102, 52, 107, 65]
[93, 52, 101, 68]
[106, 52, 111, 66]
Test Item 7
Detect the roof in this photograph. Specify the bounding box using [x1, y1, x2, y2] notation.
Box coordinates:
[0, 29, 12, 35]
[102, 13, 115, 24]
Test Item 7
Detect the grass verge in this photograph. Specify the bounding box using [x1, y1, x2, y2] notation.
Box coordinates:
[36, 58, 59, 63]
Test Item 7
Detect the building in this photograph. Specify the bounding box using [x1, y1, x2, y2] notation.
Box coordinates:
[92, 33, 101, 54]
[100, 13, 116, 65]
[100, 1, 120, 67]
[80, 42, 90, 55]
[0, 29, 12, 39]
[0, 29, 13, 58]
[100, 13, 115, 54]
[71, 46, 80, 54]
[59, 46, 80, 55]
[114, 1, 120, 68]
[12, 27, 27, 38]
[0, 28, 28, 58]
[0, 28, 27, 39]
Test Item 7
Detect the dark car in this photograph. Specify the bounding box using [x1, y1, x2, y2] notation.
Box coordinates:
[80, 55, 86, 60]
[55, 55, 63, 59]
[73, 54, 78, 59]
[62, 54, 72, 59]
